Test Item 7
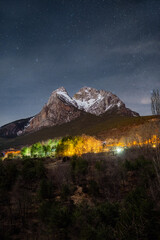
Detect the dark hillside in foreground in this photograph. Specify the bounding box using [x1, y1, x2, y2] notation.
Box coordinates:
[0, 148, 160, 239]
[0, 112, 159, 150]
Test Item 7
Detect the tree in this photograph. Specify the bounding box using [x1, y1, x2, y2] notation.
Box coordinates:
[151, 89, 160, 115]
[21, 146, 31, 157]
[31, 142, 44, 157]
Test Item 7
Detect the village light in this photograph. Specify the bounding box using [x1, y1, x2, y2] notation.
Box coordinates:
[116, 147, 124, 154]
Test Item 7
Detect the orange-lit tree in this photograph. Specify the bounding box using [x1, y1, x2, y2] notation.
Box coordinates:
[56, 135, 103, 157]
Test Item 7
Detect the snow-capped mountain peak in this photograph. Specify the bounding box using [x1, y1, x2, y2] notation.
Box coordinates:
[73, 87, 125, 115]
[0, 86, 139, 137]
[47, 87, 77, 107]
[47, 86, 129, 116]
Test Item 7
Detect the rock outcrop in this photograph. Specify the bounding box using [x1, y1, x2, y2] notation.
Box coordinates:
[24, 87, 81, 133]
[73, 87, 139, 117]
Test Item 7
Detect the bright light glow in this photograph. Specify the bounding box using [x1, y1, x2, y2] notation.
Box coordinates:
[104, 135, 160, 151]
[116, 147, 124, 154]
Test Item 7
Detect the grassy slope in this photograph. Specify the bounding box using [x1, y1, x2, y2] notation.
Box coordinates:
[0, 113, 159, 149]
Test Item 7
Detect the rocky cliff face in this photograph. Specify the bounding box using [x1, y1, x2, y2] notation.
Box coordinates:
[24, 86, 139, 133]
[73, 87, 139, 117]
[24, 87, 81, 133]
[0, 86, 139, 137]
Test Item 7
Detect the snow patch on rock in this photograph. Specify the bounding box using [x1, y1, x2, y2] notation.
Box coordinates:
[56, 90, 77, 107]
[73, 87, 127, 116]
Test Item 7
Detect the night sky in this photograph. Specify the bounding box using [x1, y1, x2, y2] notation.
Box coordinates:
[0, 0, 160, 126]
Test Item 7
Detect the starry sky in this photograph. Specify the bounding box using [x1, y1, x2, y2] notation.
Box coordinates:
[0, 0, 160, 126]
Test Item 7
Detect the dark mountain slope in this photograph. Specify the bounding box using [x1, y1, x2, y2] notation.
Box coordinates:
[0, 112, 159, 150]
[0, 117, 32, 138]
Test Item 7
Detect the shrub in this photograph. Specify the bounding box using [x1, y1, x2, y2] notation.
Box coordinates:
[71, 156, 88, 175]
[38, 179, 54, 200]
[38, 201, 52, 223]
[88, 180, 99, 197]
[0, 160, 18, 191]
[124, 156, 151, 171]
[60, 184, 71, 201]
[95, 161, 103, 171]
[96, 202, 120, 228]
[21, 159, 45, 182]
[49, 203, 71, 229]
[39, 201, 71, 235]
[116, 187, 160, 240]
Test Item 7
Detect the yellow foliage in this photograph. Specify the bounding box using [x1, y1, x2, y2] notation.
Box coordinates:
[57, 135, 103, 157]
[105, 135, 160, 149]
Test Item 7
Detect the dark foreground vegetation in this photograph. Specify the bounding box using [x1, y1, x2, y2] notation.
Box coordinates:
[0, 147, 160, 240]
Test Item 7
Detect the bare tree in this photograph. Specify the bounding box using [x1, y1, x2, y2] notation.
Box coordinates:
[151, 89, 160, 115]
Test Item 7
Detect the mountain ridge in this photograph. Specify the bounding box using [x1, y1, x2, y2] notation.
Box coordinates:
[0, 86, 139, 138]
